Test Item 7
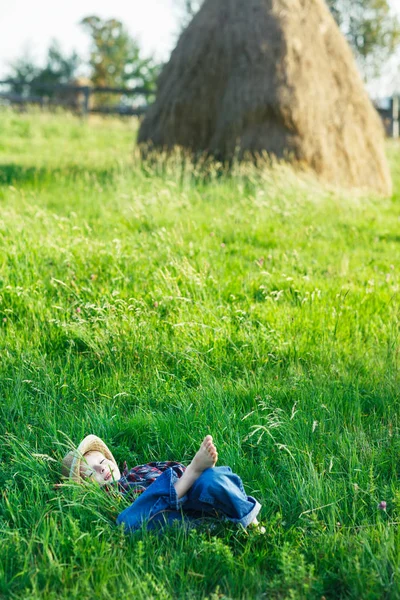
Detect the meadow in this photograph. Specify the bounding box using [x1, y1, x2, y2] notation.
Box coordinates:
[1, 109, 400, 599]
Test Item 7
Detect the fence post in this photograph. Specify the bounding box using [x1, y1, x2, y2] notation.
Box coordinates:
[392, 96, 399, 139]
[82, 86, 91, 117]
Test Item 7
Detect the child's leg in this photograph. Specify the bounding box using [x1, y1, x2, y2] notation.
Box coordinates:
[182, 466, 261, 528]
[174, 435, 218, 498]
[116, 437, 261, 532]
[117, 436, 218, 532]
[116, 467, 183, 532]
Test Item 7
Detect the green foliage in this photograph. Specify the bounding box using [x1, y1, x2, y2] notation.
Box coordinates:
[327, 0, 400, 77]
[80, 16, 160, 106]
[6, 42, 80, 96]
[1, 109, 400, 598]
[5, 17, 160, 108]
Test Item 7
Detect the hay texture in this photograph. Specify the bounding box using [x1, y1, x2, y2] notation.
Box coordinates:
[138, 0, 392, 195]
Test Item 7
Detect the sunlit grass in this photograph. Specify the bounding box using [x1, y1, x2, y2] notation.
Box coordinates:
[1, 108, 400, 599]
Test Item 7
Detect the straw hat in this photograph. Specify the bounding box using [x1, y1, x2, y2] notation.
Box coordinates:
[61, 434, 117, 482]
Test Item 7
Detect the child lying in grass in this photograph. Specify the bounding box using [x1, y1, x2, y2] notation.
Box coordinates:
[62, 434, 263, 532]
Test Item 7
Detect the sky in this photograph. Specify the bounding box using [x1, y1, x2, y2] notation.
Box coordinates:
[0, 0, 179, 75]
[1, 0, 400, 97]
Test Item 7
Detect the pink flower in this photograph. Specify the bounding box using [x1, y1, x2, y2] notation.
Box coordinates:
[76, 307, 81, 314]
[378, 501, 387, 510]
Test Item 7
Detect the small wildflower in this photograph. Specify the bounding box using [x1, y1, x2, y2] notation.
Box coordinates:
[76, 307, 81, 314]
[257, 257, 264, 266]
[154, 301, 159, 308]
[2, 317, 6, 323]
[220, 242, 226, 248]
[378, 501, 387, 511]
[90, 274, 97, 281]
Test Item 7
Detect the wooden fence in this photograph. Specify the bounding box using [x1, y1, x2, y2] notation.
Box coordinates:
[1, 79, 399, 137]
[0, 80, 153, 116]
[375, 96, 399, 138]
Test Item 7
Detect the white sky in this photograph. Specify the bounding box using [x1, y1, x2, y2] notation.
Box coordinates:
[0, 0, 179, 76]
[1, 0, 400, 96]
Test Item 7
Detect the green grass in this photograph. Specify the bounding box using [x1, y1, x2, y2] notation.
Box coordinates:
[1, 108, 400, 599]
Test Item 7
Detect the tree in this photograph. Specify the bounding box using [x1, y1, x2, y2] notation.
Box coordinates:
[327, 0, 400, 77]
[6, 42, 80, 96]
[80, 16, 160, 106]
[6, 53, 39, 95]
[39, 42, 80, 86]
[175, 0, 400, 78]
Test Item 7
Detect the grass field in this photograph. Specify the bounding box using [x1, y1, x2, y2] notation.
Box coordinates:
[1, 109, 400, 599]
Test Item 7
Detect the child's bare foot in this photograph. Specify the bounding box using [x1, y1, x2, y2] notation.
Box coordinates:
[174, 435, 218, 499]
[190, 435, 218, 474]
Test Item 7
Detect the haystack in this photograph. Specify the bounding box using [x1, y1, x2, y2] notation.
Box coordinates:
[138, 0, 391, 195]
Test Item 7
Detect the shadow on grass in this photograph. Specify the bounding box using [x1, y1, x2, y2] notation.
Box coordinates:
[379, 234, 400, 244]
[0, 156, 271, 194]
[0, 163, 121, 187]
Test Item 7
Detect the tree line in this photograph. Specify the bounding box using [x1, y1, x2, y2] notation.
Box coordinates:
[4, 0, 400, 106]
[5, 16, 161, 107]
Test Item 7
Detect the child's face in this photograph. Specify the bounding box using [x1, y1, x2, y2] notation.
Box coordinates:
[80, 450, 121, 485]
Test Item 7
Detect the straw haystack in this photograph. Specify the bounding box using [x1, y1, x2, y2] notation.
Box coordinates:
[138, 0, 391, 195]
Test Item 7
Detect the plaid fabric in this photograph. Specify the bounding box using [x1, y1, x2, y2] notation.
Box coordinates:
[107, 461, 186, 498]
